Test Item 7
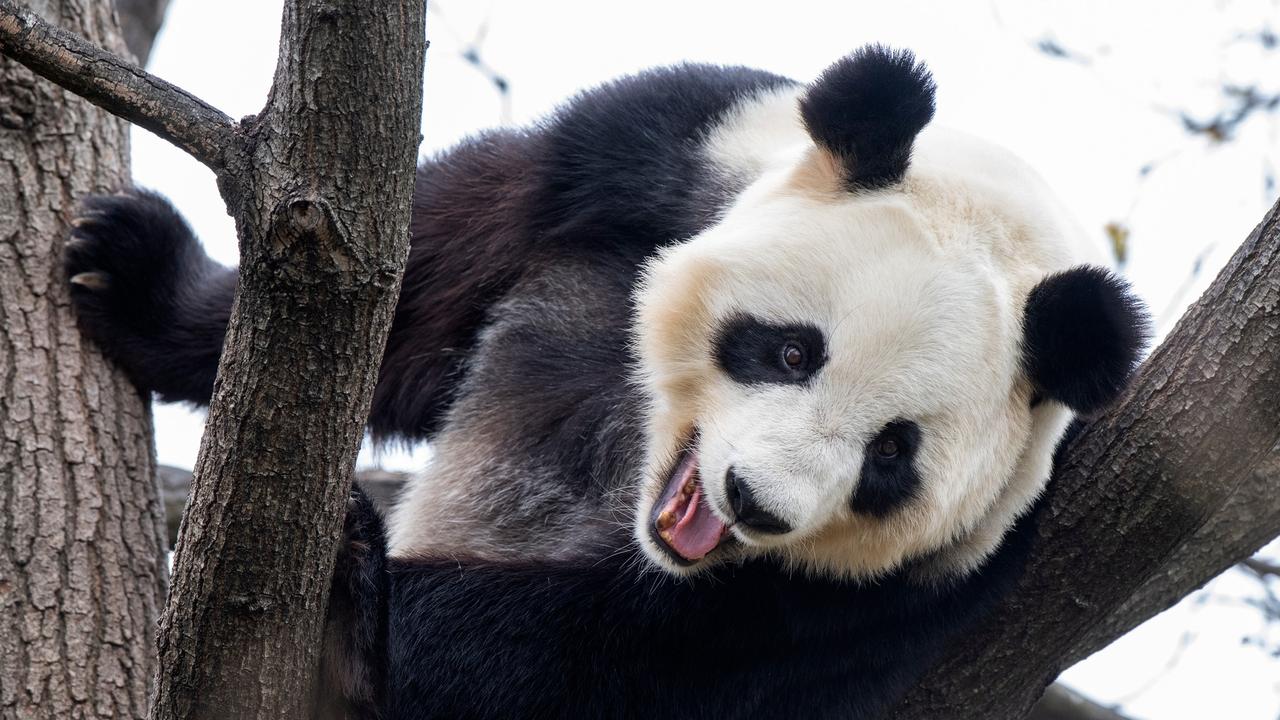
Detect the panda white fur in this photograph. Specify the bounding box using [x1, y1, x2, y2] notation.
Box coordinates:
[66, 46, 1147, 720]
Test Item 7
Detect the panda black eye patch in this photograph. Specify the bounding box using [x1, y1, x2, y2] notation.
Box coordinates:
[850, 420, 922, 517]
[713, 314, 827, 385]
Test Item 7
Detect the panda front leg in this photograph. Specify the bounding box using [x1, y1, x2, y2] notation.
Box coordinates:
[66, 190, 235, 406]
[64, 185, 508, 444]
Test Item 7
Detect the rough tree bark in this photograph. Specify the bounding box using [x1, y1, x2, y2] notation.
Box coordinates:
[0, 0, 427, 718]
[1063, 437, 1280, 668]
[0, 1, 167, 718]
[3, 2, 1278, 719]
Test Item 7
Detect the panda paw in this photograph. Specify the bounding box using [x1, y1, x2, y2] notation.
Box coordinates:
[65, 190, 212, 345]
[63, 189, 238, 402]
[338, 485, 389, 579]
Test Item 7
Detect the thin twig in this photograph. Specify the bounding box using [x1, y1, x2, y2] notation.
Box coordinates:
[1243, 557, 1280, 579]
[0, 0, 236, 172]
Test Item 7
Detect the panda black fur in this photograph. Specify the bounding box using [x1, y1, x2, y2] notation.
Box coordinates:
[66, 46, 1148, 719]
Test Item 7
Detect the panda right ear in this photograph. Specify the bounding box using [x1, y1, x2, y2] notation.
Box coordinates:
[1021, 266, 1151, 414]
[798, 45, 936, 192]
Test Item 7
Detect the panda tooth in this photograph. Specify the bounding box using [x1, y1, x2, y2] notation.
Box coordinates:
[656, 510, 675, 530]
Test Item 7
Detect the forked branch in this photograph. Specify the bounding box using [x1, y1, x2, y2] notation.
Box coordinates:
[0, 0, 236, 171]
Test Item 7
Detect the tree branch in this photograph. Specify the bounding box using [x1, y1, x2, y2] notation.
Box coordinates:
[0, 0, 235, 172]
[1064, 440, 1280, 667]
[891, 198, 1280, 718]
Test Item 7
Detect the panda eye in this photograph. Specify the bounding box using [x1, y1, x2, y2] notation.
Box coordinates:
[852, 420, 923, 517]
[875, 436, 900, 459]
[781, 343, 805, 369]
[869, 421, 917, 462]
[713, 315, 827, 385]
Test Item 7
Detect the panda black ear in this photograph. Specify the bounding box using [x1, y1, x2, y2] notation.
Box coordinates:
[798, 45, 936, 191]
[1022, 266, 1151, 414]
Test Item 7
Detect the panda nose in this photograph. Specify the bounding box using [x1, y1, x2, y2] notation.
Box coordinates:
[725, 467, 792, 534]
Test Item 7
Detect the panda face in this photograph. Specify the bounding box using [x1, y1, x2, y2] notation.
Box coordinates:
[630, 166, 1059, 578]
[628, 46, 1146, 580]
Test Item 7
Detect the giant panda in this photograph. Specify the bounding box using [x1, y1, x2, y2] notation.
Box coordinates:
[65, 46, 1148, 719]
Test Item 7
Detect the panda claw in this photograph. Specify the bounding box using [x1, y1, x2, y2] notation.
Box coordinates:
[70, 271, 109, 290]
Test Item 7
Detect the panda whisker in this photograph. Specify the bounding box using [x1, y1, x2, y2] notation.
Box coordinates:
[826, 298, 870, 338]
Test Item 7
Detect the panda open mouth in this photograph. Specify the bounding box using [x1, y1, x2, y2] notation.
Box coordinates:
[649, 448, 731, 564]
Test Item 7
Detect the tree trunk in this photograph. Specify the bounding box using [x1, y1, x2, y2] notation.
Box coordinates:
[1063, 437, 1280, 668]
[145, 2, 427, 718]
[0, 1, 167, 718]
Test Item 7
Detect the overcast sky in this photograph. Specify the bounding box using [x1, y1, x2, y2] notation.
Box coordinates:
[130, 1, 1280, 716]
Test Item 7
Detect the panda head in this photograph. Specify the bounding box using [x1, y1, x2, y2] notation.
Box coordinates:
[631, 46, 1148, 579]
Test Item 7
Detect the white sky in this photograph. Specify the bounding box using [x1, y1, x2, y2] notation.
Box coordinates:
[131, 1, 1280, 717]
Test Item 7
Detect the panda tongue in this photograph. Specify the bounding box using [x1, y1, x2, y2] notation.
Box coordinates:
[660, 455, 728, 561]
[667, 484, 726, 561]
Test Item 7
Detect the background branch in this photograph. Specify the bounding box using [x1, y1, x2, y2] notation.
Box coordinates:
[1242, 556, 1280, 579]
[115, 0, 171, 65]
[0, 0, 235, 171]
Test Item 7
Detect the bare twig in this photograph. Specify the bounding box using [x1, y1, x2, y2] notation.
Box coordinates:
[0, 0, 235, 171]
